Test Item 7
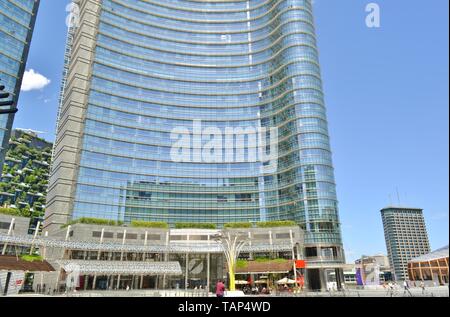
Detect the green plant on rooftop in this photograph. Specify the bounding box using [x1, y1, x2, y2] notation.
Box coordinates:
[20, 254, 43, 262]
[224, 222, 253, 229]
[254, 257, 288, 263]
[0, 207, 21, 216]
[61, 217, 124, 228]
[236, 259, 248, 269]
[175, 223, 217, 229]
[256, 221, 297, 228]
[130, 220, 169, 229]
[235, 258, 288, 269]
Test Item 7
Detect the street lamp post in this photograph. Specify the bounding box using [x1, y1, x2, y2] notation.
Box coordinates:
[214, 231, 249, 292]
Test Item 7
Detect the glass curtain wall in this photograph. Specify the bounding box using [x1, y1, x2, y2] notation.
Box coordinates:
[67, 0, 342, 248]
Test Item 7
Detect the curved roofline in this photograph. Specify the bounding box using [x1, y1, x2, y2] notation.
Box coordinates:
[409, 245, 449, 263]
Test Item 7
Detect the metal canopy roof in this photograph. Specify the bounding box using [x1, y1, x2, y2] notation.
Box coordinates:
[56, 260, 182, 275]
[0, 234, 294, 254]
[0, 255, 55, 272]
[409, 245, 449, 263]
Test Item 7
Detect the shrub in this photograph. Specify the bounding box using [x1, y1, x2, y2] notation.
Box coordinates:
[236, 259, 248, 269]
[175, 223, 217, 229]
[0, 207, 21, 217]
[131, 220, 169, 229]
[256, 221, 296, 228]
[19, 207, 32, 218]
[254, 257, 288, 263]
[20, 254, 43, 262]
[224, 222, 252, 229]
[61, 217, 123, 228]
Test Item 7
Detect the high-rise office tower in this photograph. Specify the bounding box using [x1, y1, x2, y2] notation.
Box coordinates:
[381, 206, 431, 281]
[0, 0, 40, 172]
[45, 0, 345, 288]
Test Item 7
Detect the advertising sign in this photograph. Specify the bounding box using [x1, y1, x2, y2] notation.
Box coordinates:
[0, 271, 25, 296]
[295, 260, 306, 269]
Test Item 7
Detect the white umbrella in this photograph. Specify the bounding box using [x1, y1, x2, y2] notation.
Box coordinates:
[235, 280, 249, 285]
[254, 280, 268, 284]
[276, 277, 296, 284]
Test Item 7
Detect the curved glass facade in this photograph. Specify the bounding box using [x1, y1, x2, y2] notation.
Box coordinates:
[0, 0, 40, 171]
[48, 0, 343, 248]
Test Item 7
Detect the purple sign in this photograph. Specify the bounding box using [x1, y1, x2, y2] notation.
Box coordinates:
[355, 268, 364, 286]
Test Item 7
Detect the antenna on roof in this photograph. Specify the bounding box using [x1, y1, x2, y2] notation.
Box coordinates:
[396, 187, 401, 206]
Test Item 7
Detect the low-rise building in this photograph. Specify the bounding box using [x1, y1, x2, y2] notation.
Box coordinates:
[0, 213, 30, 236]
[0, 220, 312, 294]
[332, 255, 392, 288]
[408, 246, 449, 286]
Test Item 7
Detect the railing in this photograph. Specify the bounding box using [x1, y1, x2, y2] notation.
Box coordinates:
[304, 255, 344, 263]
[300, 287, 449, 298]
[20, 286, 450, 297]
[64, 289, 211, 297]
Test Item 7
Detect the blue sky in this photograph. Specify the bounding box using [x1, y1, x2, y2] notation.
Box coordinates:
[13, 0, 449, 262]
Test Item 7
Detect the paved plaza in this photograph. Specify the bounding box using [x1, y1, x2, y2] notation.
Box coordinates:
[8, 286, 449, 298]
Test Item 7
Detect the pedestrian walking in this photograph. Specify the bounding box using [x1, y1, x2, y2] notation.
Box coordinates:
[387, 282, 394, 297]
[403, 281, 412, 297]
[215, 280, 225, 298]
[420, 281, 426, 295]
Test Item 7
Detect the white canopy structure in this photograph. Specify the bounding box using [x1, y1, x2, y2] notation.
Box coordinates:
[276, 277, 296, 284]
[0, 234, 294, 254]
[234, 280, 249, 285]
[56, 260, 182, 275]
[409, 245, 449, 263]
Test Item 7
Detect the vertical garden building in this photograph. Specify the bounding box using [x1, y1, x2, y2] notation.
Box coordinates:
[45, 0, 345, 287]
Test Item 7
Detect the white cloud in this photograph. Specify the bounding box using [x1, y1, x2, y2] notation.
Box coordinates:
[21, 69, 51, 92]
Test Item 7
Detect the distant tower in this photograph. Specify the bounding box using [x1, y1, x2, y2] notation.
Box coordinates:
[381, 206, 431, 281]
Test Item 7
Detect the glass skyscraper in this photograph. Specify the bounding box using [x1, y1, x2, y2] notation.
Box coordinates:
[0, 0, 40, 171]
[46, 0, 345, 287]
